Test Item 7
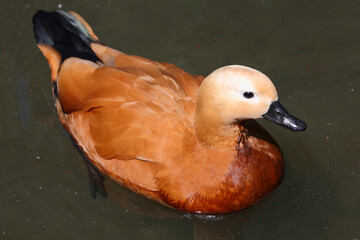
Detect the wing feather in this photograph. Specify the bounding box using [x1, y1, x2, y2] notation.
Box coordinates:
[56, 49, 201, 191]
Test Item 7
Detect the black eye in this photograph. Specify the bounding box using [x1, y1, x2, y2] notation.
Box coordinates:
[243, 92, 254, 99]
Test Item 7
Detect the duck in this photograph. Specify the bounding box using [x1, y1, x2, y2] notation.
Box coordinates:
[32, 10, 306, 214]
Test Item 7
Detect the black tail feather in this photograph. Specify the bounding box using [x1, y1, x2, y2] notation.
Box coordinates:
[33, 10, 101, 63]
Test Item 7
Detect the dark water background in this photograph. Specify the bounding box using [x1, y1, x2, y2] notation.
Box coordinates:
[0, 0, 359, 239]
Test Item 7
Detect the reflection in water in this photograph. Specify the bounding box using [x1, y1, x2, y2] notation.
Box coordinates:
[101, 174, 246, 239]
[18, 75, 30, 131]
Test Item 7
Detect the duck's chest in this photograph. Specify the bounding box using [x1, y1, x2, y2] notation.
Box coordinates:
[218, 137, 285, 212]
[159, 136, 284, 214]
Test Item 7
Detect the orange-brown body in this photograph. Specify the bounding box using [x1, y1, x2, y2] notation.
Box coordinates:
[36, 11, 284, 214]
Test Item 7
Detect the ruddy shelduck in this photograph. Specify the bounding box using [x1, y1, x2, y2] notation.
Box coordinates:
[33, 10, 306, 214]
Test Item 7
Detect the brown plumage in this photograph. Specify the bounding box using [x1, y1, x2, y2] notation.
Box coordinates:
[33, 10, 306, 214]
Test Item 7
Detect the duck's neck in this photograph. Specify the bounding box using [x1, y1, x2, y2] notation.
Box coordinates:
[194, 108, 240, 150]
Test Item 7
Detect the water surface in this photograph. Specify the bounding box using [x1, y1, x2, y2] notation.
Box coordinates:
[0, 0, 359, 239]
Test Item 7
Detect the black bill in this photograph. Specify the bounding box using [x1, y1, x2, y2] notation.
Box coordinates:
[262, 100, 307, 131]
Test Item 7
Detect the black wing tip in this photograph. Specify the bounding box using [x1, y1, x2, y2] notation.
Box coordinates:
[33, 10, 53, 45]
[32, 9, 102, 63]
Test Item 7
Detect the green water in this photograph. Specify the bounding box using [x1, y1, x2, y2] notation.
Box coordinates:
[0, 0, 359, 239]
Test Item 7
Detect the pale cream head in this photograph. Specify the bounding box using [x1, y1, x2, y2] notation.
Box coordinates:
[196, 65, 278, 123]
